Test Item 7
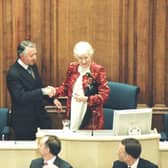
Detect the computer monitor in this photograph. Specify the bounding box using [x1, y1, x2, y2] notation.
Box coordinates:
[112, 108, 152, 136]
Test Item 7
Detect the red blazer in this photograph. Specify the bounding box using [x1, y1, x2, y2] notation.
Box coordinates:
[55, 62, 110, 129]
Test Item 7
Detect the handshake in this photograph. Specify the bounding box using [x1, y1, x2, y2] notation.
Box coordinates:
[42, 86, 56, 97]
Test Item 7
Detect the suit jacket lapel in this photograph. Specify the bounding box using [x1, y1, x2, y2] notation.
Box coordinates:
[15, 62, 37, 85]
[40, 158, 44, 166]
[54, 157, 61, 167]
[137, 158, 143, 168]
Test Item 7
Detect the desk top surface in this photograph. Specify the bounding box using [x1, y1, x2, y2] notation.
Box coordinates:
[36, 129, 160, 141]
[0, 141, 37, 149]
[159, 141, 168, 150]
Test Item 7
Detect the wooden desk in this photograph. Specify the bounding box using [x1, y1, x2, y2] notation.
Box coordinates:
[0, 131, 164, 168]
[159, 142, 168, 168]
[152, 108, 168, 132]
[0, 141, 39, 168]
[36, 129, 160, 168]
[46, 106, 168, 132]
[45, 106, 66, 129]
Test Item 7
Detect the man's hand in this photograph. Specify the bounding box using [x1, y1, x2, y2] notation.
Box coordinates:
[42, 86, 56, 97]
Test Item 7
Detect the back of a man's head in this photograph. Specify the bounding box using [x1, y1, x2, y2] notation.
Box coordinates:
[121, 138, 141, 159]
[44, 135, 61, 156]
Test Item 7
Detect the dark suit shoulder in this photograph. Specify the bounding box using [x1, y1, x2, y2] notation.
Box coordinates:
[139, 158, 158, 168]
[7, 62, 38, 75]
[7, 63, 20, 75]
[112, 160, 127, 168]
[55, 157, 73, 168]
[30, 158, 43, 168]
[31, 157, 43, 162]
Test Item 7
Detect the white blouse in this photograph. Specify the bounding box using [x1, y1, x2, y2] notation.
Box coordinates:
[70, 66, 90, 131]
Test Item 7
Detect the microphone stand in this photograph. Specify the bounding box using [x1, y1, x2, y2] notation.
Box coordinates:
[91, 112, 95, 136]
[91, 125, 94, 136]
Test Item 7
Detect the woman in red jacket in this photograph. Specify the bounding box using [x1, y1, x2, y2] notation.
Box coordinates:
[54, 41, 110, 131]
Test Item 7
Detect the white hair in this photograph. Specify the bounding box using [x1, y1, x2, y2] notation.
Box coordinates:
[17, 40, 36, 56]
[73, 41, 94, 57]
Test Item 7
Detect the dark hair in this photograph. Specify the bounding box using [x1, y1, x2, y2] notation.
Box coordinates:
[44, 135, 61, 156]
[121, 138, 141, 159]
[17, 40, 36, 56]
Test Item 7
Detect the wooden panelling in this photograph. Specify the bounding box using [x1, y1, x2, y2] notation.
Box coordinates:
[0, 0, 167, 111]
[0, 1, 3, 106]
[153, 0, 167, 107]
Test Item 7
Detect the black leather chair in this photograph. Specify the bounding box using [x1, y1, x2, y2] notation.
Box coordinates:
[103, 81, 140, 129]
[0, 108, 10, 140]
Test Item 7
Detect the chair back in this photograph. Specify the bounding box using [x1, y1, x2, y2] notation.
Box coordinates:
[160, 114, 168, 141]
[104, 81, 139, 109]
[103, 81, 140, 129]
[0, 108, 9, 139]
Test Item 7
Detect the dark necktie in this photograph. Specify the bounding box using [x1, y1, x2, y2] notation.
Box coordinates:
[27, 66, 35, 79]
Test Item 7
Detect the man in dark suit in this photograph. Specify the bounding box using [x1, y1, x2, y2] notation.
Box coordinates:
[7, 40, 55, 140]
[112, 138, 158, 168]
[30, 135, 73, 168]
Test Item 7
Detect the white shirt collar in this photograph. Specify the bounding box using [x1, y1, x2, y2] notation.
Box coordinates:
[17, 59, 29, 70]
[44, 156, 56, 165]
[78, 65, 90, 75]
[128, 158, 139, 168]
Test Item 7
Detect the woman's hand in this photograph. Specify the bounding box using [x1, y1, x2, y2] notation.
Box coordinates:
[74, 95, 88, 103]
[53, 99, 62, 111]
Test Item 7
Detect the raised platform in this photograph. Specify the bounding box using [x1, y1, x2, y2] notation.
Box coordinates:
[1, 129, 168, 168]
[36, 129, 160, 168]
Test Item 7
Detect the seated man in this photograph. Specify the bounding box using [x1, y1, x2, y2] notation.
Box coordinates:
[30, 135, 73, 168]
[112, 138, 158, 168]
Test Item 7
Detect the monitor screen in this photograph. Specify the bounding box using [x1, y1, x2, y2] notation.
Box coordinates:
[112, 108, 152, 136]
